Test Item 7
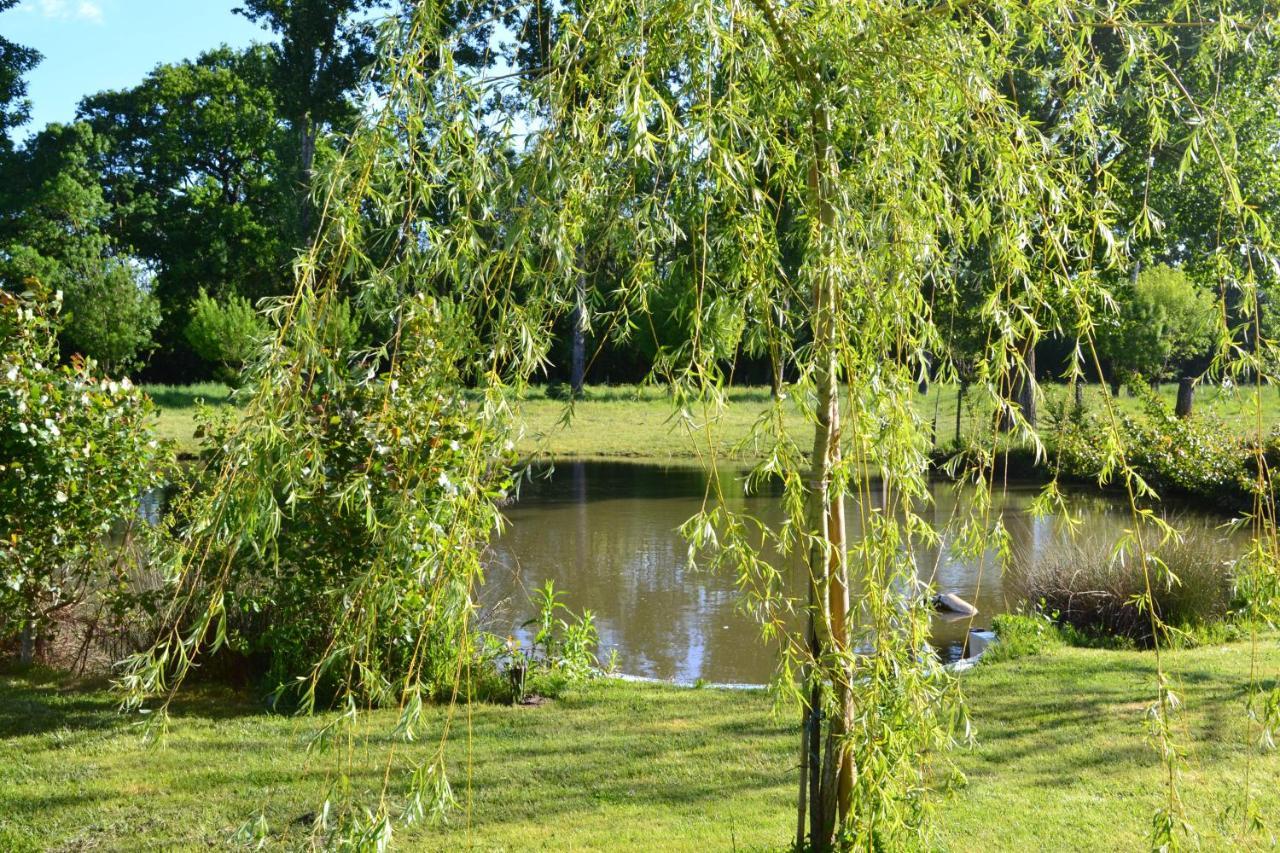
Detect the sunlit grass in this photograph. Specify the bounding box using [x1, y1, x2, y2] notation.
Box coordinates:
[147, 381, 1280, 461]
[2, 639, 1277, 850]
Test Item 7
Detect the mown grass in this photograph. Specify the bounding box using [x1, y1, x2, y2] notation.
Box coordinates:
[3, 639, 1278, 850]
[145, 381, 1280, 461]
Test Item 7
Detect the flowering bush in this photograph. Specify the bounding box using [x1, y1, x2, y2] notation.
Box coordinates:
[0, 289, 169, 663]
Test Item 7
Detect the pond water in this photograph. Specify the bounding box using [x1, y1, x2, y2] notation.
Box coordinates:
[482, 461, 1239, 685]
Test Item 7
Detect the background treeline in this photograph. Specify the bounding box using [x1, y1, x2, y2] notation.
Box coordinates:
[1, 0, 1278, 393]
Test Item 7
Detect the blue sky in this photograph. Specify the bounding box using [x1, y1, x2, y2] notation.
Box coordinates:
[2, 0, 266, 138]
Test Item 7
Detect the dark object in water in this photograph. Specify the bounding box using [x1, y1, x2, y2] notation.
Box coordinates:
[932, 592, 978, 617]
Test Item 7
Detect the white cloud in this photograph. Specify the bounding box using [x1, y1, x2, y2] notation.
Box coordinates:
[20, 0, 104, 23]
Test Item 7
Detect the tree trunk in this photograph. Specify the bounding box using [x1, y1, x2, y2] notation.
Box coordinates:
[803, 105, 851, 853]
[1073, 377, 1084, 410]
[1175, 375, 1195, 419]
[1016, 345, 1036, 429]
[297, 117, 318, 235]
[1110, 378, 1122, 398]
[955, 380, 966, 445]
[570, 275, 587, 394]
[19, 623, 34, 666]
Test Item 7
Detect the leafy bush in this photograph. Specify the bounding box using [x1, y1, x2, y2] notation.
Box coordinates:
[0, 289, 169, 664]
[173, 301, 514, 705]
[1052, 387, 1253, 509]
[183, 290, 269, 386]
[984, 612, 1062, 663]
[60, 260, 161, 374]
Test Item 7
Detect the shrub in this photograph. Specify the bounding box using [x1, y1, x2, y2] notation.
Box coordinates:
[60, 260, 161, 375]
[984, 612, 1063, 663]
[0, 289, 169, 665]
[175, 301, 514, 705]
[478, 580, 602, 703]
[1052, 387, 1253, 509]
[183, 290, 269, 386]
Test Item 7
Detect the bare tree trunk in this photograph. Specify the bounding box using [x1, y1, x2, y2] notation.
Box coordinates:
[1175, 375, 1195, 418]
[1016, 345, 1037, 429]
[19, 622, 34, 666]
[298, 116, 318, 235]
[955, 379, 966, 445]
[1073, 376, 1084, 410]
[796, 699, 809, 851]
[570, 275, 587, 395]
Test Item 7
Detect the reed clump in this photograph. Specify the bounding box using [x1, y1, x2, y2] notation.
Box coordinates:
[1019, 536, 1239, 647]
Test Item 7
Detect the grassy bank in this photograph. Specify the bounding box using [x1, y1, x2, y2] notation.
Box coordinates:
[3, 639, 1278, 850]
[146, 381, 1280, 462]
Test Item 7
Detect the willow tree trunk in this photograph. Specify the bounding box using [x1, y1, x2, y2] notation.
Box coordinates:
[1175, 376, 1195, 418]
[802, 106, 852, 853]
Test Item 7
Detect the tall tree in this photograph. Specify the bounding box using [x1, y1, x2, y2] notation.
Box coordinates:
[0, 0, 40, 154]
[0, 122, 159, 374]
[234, 0, 393, 226]
[80, 48, 295, 380]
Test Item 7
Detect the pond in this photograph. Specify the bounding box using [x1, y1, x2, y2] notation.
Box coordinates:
[482, 461, 1240, 685]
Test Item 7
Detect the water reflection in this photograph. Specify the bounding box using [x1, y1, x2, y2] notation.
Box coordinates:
[483, 461, 1239, 684]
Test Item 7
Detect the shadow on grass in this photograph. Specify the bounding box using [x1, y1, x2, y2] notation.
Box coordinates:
[0, 666, 269, 739]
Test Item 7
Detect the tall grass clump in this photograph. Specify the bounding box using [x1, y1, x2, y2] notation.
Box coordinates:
[1020, 537, 1239, 647]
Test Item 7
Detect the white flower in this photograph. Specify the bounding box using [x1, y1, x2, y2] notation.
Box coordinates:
[4, 365, 16, 382]
[437, 472, 457, 496]
[55, 490, 68, 504]
[44, 419, 60, 437]
[120, 377, 132, 390]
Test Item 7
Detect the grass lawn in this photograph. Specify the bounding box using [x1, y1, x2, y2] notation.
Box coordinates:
[3, 640, 1278, 850]
[145, 381, 1280, 462]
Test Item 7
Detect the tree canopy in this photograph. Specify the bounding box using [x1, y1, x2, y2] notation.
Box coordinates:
[0, 0, 39, 154]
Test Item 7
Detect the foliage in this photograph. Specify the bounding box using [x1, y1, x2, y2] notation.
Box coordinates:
[140, 295, 515, 711]
[1052, 387, 1255, 508]
[79, 47, 298, 379]
[59, 259, 160, 374]
[0, 0, 40, 154]
[1095, 265, 1216, 385]
[0, 289, 168, 660]
[481, 580, 601, 703]
[122, 1, 1280, 848]
[984, 612, 1064, 663]
[183, 290, 270, 386]
[0, 122, 159, 372]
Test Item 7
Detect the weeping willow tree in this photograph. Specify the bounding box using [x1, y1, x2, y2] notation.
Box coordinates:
[120, 0, 1278, 848]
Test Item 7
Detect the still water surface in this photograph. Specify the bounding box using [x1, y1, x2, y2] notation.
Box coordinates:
[483, 462, 1238, 685]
